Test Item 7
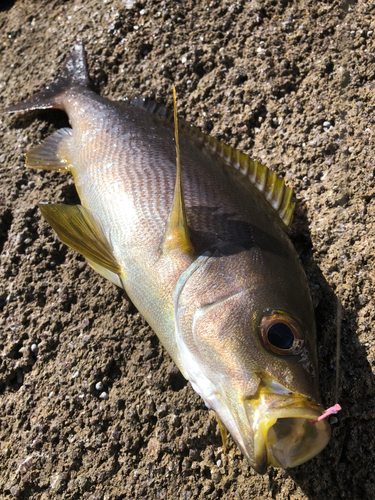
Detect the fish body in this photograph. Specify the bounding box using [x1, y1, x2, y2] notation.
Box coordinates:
[2, 43, 330, 473]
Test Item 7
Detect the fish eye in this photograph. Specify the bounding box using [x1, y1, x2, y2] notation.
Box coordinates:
[259, 312, 304, 355]
[267, 323, 294, 349]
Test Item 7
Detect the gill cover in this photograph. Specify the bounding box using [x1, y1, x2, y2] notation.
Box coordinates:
[172, 248, 331, 473]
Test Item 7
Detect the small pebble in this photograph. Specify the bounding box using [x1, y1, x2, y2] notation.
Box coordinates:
[10, 485, 20, 497]
[358, 295, 367, 305]
[157, 403, 167, 418]
[30, 343, 38, 354]
[100, 391, 108, 400]
[211, 468, 222, 484]
[144, 347, 156, 360]
[95, 381, 104, 391]
[323, 121, 331, 127]
[171, 414, 181, 427]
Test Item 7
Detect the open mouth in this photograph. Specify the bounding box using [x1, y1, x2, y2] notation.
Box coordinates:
[244, 387, 331, 474]
[267, 416, 331, 468]
[255, 410, 331, 472]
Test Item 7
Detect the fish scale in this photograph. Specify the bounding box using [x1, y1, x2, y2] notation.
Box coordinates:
[72, 92, 264, 258]
[2, 42, 332, 474]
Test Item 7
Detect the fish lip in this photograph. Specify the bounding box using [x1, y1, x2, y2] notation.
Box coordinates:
[247, 396, 331, 471]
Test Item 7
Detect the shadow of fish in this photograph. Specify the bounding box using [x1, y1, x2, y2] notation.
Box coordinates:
[2, 42, 330, 474]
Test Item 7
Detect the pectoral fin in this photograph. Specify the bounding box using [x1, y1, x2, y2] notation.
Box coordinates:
[39, 204, 121, 275]
[129, 95, 295, 229]
[161, 87, 194, 257]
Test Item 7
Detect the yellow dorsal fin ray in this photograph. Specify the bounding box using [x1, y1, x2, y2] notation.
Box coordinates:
[161, 88, 194, 256]
[39, 204, 121, 274]
[130, 97, 295, 229]
[179, 122, 295, 229]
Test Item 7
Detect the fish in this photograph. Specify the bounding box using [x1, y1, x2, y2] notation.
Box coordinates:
[2, 42, 331, 474]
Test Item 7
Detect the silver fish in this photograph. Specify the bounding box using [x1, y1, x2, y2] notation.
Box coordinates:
[2, 43, 330, 473]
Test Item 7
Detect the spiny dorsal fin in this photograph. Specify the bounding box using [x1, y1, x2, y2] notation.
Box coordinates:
[39, 204, 121, 274]
[181, 123, 295, 228]
[26, 128, 73, 171]
[129, 96, 295, 228]
[1, 42, 89, 114]
[161, 88, 194, 257]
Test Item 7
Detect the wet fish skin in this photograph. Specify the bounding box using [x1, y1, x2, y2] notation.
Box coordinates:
[2, 43, 330, 473]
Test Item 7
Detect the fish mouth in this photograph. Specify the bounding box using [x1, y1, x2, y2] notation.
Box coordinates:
[241, 382, 331, 474]
[252, 404, 331, 474]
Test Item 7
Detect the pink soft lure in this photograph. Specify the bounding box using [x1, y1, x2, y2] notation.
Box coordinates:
[312, 404, 342, 424]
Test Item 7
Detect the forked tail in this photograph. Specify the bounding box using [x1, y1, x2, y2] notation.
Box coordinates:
[1, 41, 90, 114]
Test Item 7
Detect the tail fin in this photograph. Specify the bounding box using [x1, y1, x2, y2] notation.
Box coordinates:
[1, 41, 89, 114]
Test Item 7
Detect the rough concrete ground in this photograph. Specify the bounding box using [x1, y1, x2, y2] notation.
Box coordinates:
[0, 0, 374, 499]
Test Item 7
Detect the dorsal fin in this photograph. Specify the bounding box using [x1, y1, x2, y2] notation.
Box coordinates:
[129, 96, 295, 228]
[179, 122, 295, 228]
[161, 88, 194, 257]
[1, 41, 89, 114]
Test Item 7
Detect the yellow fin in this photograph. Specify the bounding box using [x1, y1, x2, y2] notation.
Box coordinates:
[129, 96, 295, 229]
[39, 204, 121, 274]
[161, 88, 194, 256]
[216, 414, 228, 454]
[181, 123, 295, 229]
[86, 259, 124, 288]
[26, 128, 73, 171]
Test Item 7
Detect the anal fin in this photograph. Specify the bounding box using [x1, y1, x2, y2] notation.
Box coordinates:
[26, 128, 73, 171]
[39, 204, 121, 275]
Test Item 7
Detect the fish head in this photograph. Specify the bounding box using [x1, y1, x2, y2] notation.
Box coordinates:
[174, 244, 331, 473]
